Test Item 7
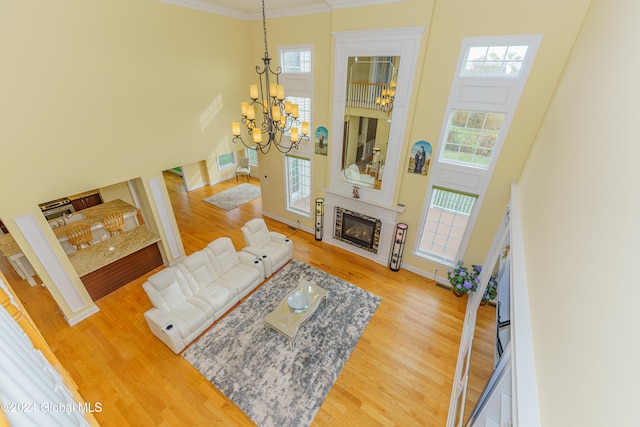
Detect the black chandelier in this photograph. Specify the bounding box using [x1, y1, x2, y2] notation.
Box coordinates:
[376, 80, 396, 115]
[231, 0, 309, 154]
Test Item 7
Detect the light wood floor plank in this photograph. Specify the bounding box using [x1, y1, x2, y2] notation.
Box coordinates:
[1, 172, 496, 426]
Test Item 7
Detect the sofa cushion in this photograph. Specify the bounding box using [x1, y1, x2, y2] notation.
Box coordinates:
[241, 218, 272, 250]
[177, 250, 220, 292]
[206, 237, 240, 273]
[143, 268, 193, 312]
[170, 300, 211, 338]
[206, 237, 262, 296]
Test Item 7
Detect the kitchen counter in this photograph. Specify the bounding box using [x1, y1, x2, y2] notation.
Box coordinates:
[0, 233, 22, 258]
[68, 226, 161, 277]
[0, 199, 162, 297]
[0, 199, 139, 257]
[50, 199, 139, 240]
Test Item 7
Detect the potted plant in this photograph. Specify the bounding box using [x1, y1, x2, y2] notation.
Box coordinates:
[447, 261, 481, 297]
[482, 275, 499, 303]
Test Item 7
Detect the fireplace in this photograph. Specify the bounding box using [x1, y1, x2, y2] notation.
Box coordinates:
[335, 207, 381, 253]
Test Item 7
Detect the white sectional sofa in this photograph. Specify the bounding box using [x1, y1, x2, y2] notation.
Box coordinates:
[142, 236, 266, 353]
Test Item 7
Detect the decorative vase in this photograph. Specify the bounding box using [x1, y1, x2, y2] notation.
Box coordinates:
[452, 288, 465, 298]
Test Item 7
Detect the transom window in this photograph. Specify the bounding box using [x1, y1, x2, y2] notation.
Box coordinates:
[461, 45, 529, 77]
[441, 109, 506, 168]
[281, 49, 311, 73]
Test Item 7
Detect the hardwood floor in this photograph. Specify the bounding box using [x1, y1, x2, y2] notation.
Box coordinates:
[2, 172, 497, 426]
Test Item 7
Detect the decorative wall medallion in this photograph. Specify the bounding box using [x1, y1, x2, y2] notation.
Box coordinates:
[315, 126, 328, 155]
[408, 140, 432, 176]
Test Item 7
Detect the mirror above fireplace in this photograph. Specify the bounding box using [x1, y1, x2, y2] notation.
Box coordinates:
[330, 27, 425, 207]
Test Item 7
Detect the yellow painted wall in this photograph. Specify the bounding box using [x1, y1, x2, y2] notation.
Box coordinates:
[251, 12, 333, 223]
[0, 0, 253, 322]
[255, 0, 590, 278]
[99, 181, 134, 205]
[517, 0, 640, 424]
[0, 0, 252, 212]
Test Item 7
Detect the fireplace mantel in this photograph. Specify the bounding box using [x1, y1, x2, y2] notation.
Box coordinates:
[321, 188, 405, 266]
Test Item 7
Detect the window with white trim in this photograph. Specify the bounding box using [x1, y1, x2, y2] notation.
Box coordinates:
[416, 35, 541, 264]
[441, 110, 506, 168]
[281, 49, 311, 73]
[246, 148, 258, 166]
[419, 188, 478, 261]
[279, 46, 312, 138]
[217, 152, 235, 169]
[285, 155, 311, 215]
[461, 45, 529, 77]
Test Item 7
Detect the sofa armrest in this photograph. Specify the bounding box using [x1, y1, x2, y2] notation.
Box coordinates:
[143, 307, 186, 354]
[241, 245, 263, 257]
[269, 231, 290, 242]
[238, 250, 265, 279]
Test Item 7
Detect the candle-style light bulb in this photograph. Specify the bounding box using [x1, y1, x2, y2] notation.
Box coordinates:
[252, 128, 262, 143]
[249, 84, 259, 100]
[232, 122, 241, 136]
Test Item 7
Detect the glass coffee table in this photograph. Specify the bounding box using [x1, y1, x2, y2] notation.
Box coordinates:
[263, 278, 328, 350]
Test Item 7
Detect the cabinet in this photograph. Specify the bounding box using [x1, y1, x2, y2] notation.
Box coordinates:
[71, 192, 103, 212]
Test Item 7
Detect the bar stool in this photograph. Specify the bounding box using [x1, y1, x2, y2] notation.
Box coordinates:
[66, 223, 93, 250]
[103, 211, 125, 237]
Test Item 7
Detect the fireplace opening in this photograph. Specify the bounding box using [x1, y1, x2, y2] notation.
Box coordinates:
[335, 207, 381, 253]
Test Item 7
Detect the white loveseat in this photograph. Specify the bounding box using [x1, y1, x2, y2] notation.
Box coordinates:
[142, 237, 265, 353]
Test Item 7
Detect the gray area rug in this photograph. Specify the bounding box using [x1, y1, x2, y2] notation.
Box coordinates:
[203, 183, 261, 211]
[183, 260, 381, 427]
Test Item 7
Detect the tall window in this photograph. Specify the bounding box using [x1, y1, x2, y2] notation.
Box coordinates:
[285, 155, 311, 215]
[279, 46, 312, 137]
[417, 35, 541, 265]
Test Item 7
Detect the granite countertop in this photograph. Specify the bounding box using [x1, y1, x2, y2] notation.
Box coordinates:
[0, 199, 162, 280]
[0, 233, 22, 257]
[67, 226, 161, 277]
[51, 199, 138, 239]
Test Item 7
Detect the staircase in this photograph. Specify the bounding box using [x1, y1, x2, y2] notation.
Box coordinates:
[469, 346, 512, 427]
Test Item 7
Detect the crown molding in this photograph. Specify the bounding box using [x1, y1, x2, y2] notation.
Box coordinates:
[326, 0, 406, 10]
[158, 0, 405, 20]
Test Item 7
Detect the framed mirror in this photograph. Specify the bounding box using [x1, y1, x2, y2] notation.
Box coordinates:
[330, 27, 425, 206]
[341, 56, 399, 190]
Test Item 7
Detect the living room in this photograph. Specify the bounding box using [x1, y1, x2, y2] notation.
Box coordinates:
[1, 0, 639, 425]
